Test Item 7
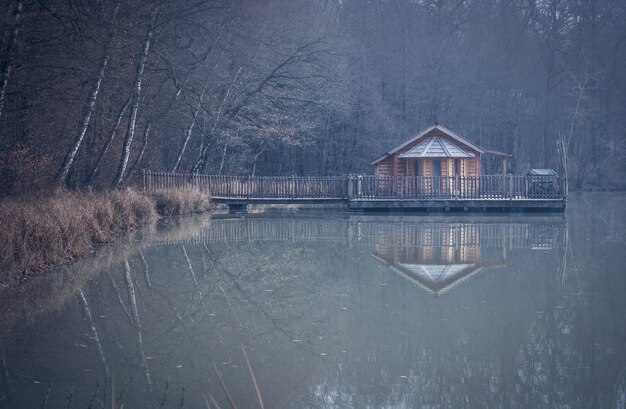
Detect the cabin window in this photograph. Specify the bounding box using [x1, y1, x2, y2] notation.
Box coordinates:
[415, 160, 420, 176]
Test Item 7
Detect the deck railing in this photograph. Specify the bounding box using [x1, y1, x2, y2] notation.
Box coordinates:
[352, 175, 565, 200]
[142, 170, 566, 201]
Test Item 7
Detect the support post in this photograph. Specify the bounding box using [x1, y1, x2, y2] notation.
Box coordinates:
[347, 175, 354, 200]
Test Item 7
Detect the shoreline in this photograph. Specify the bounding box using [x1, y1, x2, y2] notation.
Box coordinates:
[0, 214, 213, 341]
[0, 187, 211, 283]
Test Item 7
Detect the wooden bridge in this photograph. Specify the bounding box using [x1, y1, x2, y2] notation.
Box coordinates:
[142, 170, 567, 212]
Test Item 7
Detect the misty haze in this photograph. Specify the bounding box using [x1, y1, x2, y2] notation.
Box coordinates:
[1, 0, 626, 408]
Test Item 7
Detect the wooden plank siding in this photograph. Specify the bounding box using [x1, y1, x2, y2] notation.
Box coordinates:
[373, 127, 483, 180]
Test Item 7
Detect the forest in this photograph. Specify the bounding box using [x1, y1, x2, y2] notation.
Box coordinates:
[1, 0, 625, 196]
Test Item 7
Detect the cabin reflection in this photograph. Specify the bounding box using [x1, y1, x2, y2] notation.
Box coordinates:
[147, 215, 564, 296]
[371, 222, 555, 295]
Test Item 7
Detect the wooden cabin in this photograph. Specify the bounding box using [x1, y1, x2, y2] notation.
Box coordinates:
[371, 123, 511, 178]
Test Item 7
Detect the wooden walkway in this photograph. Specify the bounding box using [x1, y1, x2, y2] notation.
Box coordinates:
[142, 171, 567, 212]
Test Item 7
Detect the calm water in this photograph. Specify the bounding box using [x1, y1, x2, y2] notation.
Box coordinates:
[1, 193, 626, 408]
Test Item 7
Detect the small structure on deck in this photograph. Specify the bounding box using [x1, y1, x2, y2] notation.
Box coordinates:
[371, 123, 511, 178]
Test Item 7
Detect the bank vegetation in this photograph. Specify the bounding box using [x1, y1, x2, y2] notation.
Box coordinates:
[0, 187, 210, 275]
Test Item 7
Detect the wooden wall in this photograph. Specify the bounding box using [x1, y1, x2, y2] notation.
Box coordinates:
[375, 156, 481, 178]
[375, 156, 393, 177]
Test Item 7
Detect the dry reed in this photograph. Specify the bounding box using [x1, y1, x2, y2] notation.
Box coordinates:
[148, 186, 211, 216]
[0, 187, 211, 274]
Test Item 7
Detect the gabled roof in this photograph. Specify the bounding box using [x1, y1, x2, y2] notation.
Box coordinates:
[371, 253, 509, 295]
[371, 124, 487, 165]
[396, 263, 481, 294]
[399, 136, 476, 159]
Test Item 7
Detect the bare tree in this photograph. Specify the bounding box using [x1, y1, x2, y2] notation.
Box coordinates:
[88, 98, 131, 183]
[57, 2, 121, 186]
[113, 4, 161, 187]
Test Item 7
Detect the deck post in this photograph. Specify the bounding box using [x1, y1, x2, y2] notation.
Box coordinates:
[347, 175, 354, 200]
[508, 174, 513, 199]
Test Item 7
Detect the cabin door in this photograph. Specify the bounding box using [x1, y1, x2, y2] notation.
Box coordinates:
[433, 159, 441, 192]
[454, 159, 460, 193]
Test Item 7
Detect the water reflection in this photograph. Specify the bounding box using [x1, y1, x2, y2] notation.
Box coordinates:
[2, 195, 626, 409]
[370, 222, 562, 295]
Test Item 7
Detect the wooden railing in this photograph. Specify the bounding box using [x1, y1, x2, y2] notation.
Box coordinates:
[142, 170, 566, 201]
[143, 171, 347, 199]
[352, 175, 565, 200]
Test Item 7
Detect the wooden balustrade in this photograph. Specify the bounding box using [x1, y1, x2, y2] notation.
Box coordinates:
[141, 170, 566, 201]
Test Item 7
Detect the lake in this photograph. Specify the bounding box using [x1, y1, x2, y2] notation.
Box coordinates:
[1, 193, 626, 408]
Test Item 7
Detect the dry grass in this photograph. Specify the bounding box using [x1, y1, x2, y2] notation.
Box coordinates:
[149, 186, 211, 216]
[0, 187, 211, 274]
[0, 188, 156, 274]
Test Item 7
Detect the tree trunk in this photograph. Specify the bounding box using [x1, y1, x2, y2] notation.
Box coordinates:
[128, 122, 150, 177]
[57, 48, 111, 186]
[57, 3, 120, 187]
[113, 4, 160, 187]
[218, 142, 228, 175]
[191, 66, 243, 174]
[171, 94, 204, 172]
[88, 98, 130, 184]
[0, 0, 22, 122]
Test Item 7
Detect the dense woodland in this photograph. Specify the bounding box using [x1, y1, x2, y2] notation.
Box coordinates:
[1, 0, 625, 195]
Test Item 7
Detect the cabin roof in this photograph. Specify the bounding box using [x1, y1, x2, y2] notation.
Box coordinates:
[371, 124, 485, 165]
[399, 136, 476, 158]
[399, 263, 476, 284]
[371, 123, 511, 165]
[395, 263, 482, 294]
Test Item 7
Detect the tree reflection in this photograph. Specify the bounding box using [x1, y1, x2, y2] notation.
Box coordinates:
[2, 206, 626, 409]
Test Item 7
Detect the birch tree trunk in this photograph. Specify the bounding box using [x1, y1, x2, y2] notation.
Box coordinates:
[171, 94, 204, 172]
[57, 3, 120, 187]
[112, 5, 160, 188]
[0, 0, 22, 122]
[128, 122, 150, 177]
[190, 66, 243, 174]
[88, 98, 130, 184]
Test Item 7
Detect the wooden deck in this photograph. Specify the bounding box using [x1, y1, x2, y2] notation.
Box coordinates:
[142, 171, 567, 212]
